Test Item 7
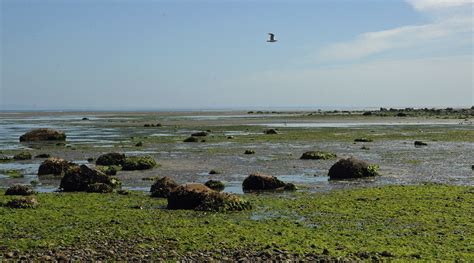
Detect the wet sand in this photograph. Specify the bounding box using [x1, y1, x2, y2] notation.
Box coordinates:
[1, 111, 473, 193]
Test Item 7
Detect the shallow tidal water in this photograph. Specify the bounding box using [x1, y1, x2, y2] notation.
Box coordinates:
[0, 111, 473, 194]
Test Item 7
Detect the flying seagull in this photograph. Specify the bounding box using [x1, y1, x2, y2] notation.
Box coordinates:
[267, 33, 277, 43]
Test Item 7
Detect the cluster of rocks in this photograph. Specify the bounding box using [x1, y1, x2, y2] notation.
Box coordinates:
[149, 177, 250, 212]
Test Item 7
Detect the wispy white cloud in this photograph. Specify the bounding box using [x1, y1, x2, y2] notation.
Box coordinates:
[317, 0, 472, 62]
[406, 0, 473, 11]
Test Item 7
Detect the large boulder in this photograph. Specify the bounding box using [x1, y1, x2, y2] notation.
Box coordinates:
[122, 156, 157, 171]
[19, 128, 66, 142]
[5, 185, 34, 196]
[167, 184, 251, 212]
[242, 173, 294, 191]
[300, 151, 336, 160]
[96, 153, 126, 166]
[328, 157, 379, 180]
[60, 165, 120, 192]
[38, 158, 76, 176]
[150, 176, 179, 198]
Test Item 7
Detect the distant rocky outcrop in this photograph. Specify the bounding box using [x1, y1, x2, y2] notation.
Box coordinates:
[328, 157, 379, 180]
[167, 183, 251, 212]
[242, 173, 296, 192]
[19, 129, 66, 142]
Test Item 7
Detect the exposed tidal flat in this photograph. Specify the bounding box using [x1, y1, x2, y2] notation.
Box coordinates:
[0, 109, 473, 261]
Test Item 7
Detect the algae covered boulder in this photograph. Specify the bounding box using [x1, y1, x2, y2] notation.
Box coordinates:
[38, 158, 76, 176]
[122, 156, 157, 171]
[86, 183, 113, 193]
[96, 153, 126, 166]
[150, 176, 179, 198]
[242, 173, 294, 191]
[60, 165, 120, 192]
[328, 157, 379, 180]
[5, 185, 34, 196]
[205, 180, 225, 192]
[300, 151, 336, 160]
[13, 152, 32, 160]
[19, 128, 66, 142]
[167, 184, 251, 212]
[6, 196, 39, 209]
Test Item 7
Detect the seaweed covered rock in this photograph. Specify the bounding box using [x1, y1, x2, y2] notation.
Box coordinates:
[96, 153, 126, 166]
[328, 157, 379, 180]
[242, 173, 293, 191]
[264, 129, 278, 135]
[300, 151, 337, 160]
[167, 184, 251, 211]
[60, 165, 120, 192]
[34, 153, 51, 158]
[6, 196, 39, 209]
[38, 158, 76, 176]
[244, 150, 255, 155]
[13, 152, 32, 160]
[150, 176, 179, 198]
[5, 185, 34, 196]
[87, 183, 113, 193]
[122, 156, 157, 171]
[354, 138, 373, 142]
[414, 141, 428, 147]
[19, 128, 66, 142]
[191, 131, 208, 137]
[184, 137, 199, 142]
[205, 180, 225, 192]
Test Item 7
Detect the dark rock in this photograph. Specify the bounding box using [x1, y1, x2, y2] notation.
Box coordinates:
[242, 173, 288, 191]
[227, 136, 234, 139]
[34, 153, 51, 158]
[6, 196, 39, 208]
[205, 180, 225, 191]
[87, 157, 95, 163]
[38, 158, 76, 176]
[87, 183, 113, 193]
[284, 183, 297, 191]
[82, 117, 89, 120]
[361, 146, 370, 150]
[264, 129, 278, 135]
[167, 184, 251, 212]
[191, 131, 208, 137]
[19, 128, 66, 142]
[184, 137, 199, 142]
[362, 111, 372, 116]
[60, 165, 121, 192]
[396, 112, 407, 117]
[5, 185, 34, 196]
[328, 157, 379, 180]
[414, 141, 428, 146]
[209, 169, 221, 175]
[13, 152, 32, 160]
[135, 141, 143, 147]
[244, 150, 255, 155]
[96, 153, 126, 166]
[354, 138, 373, 142]
[150, 176, 179, 198]
[300, 151, 336, 160]
[122, 156, 157, 171]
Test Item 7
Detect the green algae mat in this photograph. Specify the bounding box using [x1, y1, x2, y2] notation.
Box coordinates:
[0, 184, 472, 261]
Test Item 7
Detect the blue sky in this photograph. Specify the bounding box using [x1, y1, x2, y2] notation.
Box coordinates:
[1, 0, 472, 110]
